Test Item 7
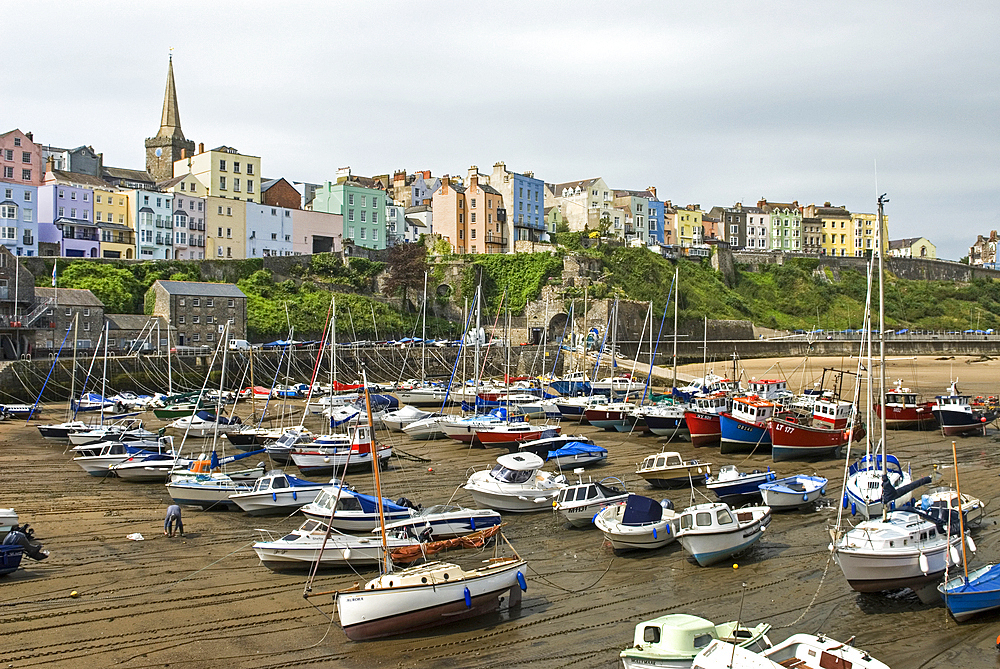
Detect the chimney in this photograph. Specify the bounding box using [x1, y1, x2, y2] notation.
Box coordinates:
[524, 170, 533, 178]
[45, 156, 54, 173]
[394, 170, 406, 182]
[757, 198, 767, 208]
[199, 142, 205, 154]
[824, 201, 832, 207]
[647, 186, 656, 199]
[25, 132, 33, 142]
[440, 175, 449, 193]
[469, 172, 478, 190]
[423, 170, 431, 179]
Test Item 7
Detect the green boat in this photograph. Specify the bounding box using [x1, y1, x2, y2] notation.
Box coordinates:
[153, 401, 218, 420]
[620, 614, 771, 668]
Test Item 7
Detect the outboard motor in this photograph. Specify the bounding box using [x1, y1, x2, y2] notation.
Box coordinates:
[2, 524, 48, 561]
[418, 527, 434, 542]
[659, 499, 674, 511]
[395, 497, 419, 511]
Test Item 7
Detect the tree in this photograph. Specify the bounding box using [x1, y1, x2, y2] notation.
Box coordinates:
[598, 214, 612, 237]
[383, 243, 430, 311]
[959, 255, 970, 265]
[57, 263, 143, 313]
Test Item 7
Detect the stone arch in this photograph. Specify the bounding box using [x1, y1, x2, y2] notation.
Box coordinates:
[547, 312, 569, 341]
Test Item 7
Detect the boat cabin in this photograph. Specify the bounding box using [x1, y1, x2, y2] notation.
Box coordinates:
[631, 614, 721, 657]
[557, 480, 623, 506]
[746, 379, 789, 401]
[693, 394, 729, 414]
[934, 394, 973, 414]
[730, 397, 777, 424]
[679, 504, 744, 534]
[812, 398, 853, 428]
[885, 390, 919, 407]
[705, 378, 739, 394]
[640, 452, 685, 471]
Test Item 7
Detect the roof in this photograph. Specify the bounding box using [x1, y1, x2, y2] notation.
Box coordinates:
[104, 313, 166, 331]
[154, 280, 246, 299]
[404, 204, 429, 214]
[613, 189, 653, 199]
[478, 183, 502, 196]
[157, 174, 187, 190]
[45, 170, 109, 189]
[97, 221, 132, 232]
[404, 217, 426, 228]
[35, 287, 104, 307]
[889, 237, 929, 249]
[548, 178, 600, 195]
[102, 166, 155, 183]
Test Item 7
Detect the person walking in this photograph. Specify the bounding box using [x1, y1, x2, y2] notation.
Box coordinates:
[164, 504, 184, 537]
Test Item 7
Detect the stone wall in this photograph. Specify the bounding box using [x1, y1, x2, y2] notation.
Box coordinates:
[730, 250, 1000, 282]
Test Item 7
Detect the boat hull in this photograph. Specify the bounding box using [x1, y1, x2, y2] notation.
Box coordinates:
[684, 411, 721, 446]
[875, 402, 937, 430]
[932, 410, 987, 437]
[719, 414, 771, 455]
[336, 560, 525, 640]
[939, 564, 1000, 621]
[768, 418, 852, 462]
[834, 537, 958, 599]
[166, 481, 250, 509]
[229, 487, 325, 515]
[677, 511, 770, 567]
[639, 465, 712, 490]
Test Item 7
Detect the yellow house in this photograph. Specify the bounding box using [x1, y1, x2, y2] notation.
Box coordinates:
[93, 188, 135, 258]
[851, 212, 889, 257]
[175, 145, 261, 204]
[804, 203, 852, 257]
[205, 196, 246, 259]
[677, 205, 703, 247]
[160, 173, 208, 259]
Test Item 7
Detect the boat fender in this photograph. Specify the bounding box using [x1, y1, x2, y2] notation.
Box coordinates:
[464, 587, 472, 608]
[272, 493, 277, 502]
[820, 488, 827, 496]
[652, 528, 657, 540]
[292, 491, 297, 501]
[950, 545, 961, 565]
[665, 524, 671, 535]
[968, 535, 977, 553]
[842, 493, 849, 509]
[344, 547, 352, 560]
[470, 517, 476, 530]
[850, 502, 856, 516]
[516, 571, 527, 592]
[803, 493, 809, 502]
[918, 552, 929, 574]
[890, 501, 895, 510]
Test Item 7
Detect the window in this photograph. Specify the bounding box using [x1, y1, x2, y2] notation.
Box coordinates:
[371, 196, 377, 208]
[361, 195, 367, 207]
[372, 211, 378, 223]
[348, 226, 355, 237]
[70, 208, 77, 218]
[359, 228, 367, 239]
[228, 299, 235, 308]
[360, 210, 366, 222]
[459, 230, 464, 240]
[218, 227, 223, 237]
[233, 162, 240, 173]
[22, 152, 30, 164]
[65, 308, 72, 316]
[471, 213, 476, 223]
[471, 229, 476, 239]
[218, 206, 224, 215]
[192, 334, 200, 342]
[21, 169, 31, 181]
[226, 247, 231, 257]
[13, 138, 19, 146]
[459, 214, 464, 223]
[83, 192, 89, 202]
[372, 229, 377, 241]
[3, 150, 10, 160]
[83, 321, 90, 331]
[217, 247, 223, 257]
[0, 227, 15, 239]
[0, 205, 15, 219]
[348, 209, 354, 221]
[207, 315, 214, 324]
[233, 178, 241, 192]
[271, 232, 277, 240]
[348, 193, 354, 205]
[219, 176, 227, 190]
[226, 207, 232, 216]
[246, 163, 253, 175]
[2, 167, 11, 179]
[193, 298, 200, 307]
[207, 299, 214, 307]
[226, 228, 232, 238]
[219, 159, 227, 171]
[23, 208, 31, 222]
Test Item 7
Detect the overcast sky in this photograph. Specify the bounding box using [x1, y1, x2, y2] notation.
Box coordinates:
[6, 1, 997, 259]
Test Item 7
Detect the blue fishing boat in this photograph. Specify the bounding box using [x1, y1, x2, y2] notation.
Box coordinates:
[706, 465, 776, 500]
[719, 397, 776, 455]
[939, 563, 1000, 621]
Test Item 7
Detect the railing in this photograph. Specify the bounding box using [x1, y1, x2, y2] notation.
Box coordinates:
[485, 235, 507, 245]
[22, 296, 55, 327]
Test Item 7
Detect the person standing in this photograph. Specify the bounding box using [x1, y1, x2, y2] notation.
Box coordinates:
[164, 504, 184, 537]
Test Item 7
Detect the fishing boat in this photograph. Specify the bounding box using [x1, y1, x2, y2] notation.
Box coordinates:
[719, 397, 777, 455]
[254, 518, 419, 571]
[166, 474, 252, 509]
[695, 633, 889, 669]
[471, 422, 560, 449]
[110, 452, 192, 482]
[380, 504, 502, 540]
[638, 403, 690, 439]
[620, 613, 772, 669]
[440, 408, 521, 444]
[636, 451, 712, 489]
[583, 401, 636, 430]
[932, 383, 995, 436]
[768, 395, 863, 462]
[554, 394, 608, 419]
[72, 437, 174, 476]
[684, 394, 731, 446]
[381, 405, 436, 432]
[555, 475, 628, 527]
[675, 502, 771, 567]
[228, 470, 331, 515]
[464, 452, 567, 512]
[289, 425, 391, 476]
[594, 494, 680, 551]
[168, 411, 241, 438]
[758, 475, 827, 510]
[706, 465, 776, 501]
[300, 486, 417, 532]
[876, 384, 937, 429]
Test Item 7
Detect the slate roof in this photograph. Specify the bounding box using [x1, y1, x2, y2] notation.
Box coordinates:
[35, 287, 104, 307]
[479, 183, 502, 196]
[889, 237, 928, 249]
[102, 166, 156, 184]
[548, 178, 600, 195]
[155, 280, 246, 299]
[405, 217, 427, 228]
[104, 313, 167, 331]
[157, 175, 187, 190]
[404, 204, 430, 214]
[45, 170, 109, 189]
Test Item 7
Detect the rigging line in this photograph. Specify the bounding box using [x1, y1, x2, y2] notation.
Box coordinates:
[524, 557, 615, 594]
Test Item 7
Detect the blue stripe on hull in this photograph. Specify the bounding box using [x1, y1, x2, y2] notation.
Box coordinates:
[690, 535, 763, 567]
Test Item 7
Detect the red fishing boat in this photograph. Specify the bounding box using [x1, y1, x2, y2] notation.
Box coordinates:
[472, 423, 561, 448]
[683, 393, 730, 446]
[768, 396, 864, 462]
[874, 386, 936, 429]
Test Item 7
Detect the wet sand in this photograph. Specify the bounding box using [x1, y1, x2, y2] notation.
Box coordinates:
[3, 355, 1000, 669]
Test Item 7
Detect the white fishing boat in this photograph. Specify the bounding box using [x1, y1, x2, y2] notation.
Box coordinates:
[555, 475, 628, 527]
[402, 415, 451, 440]
[300, 486, 418, 532]
[636, 451, 712, 489]
[620, 613, 772, 669]
[67, 418, 157, 446]
[924, 486, 984, 525]
[381, 405, 435, 432]
[758, 475, 828, 510]
[464, 452, 567, 513]
[109, 444, 190, 482]
[379, 504, 502, 539]
[228, 470, 331, 515]
[168, 411, 241, 438]
[594, 494, 680, 551]
[289, 425, 390, 475]
[72, 437, 174, 476]
[165, 474, 252, 509]
[695, 633, 889, 669]
[254, 518, 418, 571]
[675, 502, 771, 567]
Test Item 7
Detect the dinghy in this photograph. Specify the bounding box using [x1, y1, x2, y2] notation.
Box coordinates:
[706, 465, 776, 501]
[758, 475, 827, 510]
[695, 633, 888, 669]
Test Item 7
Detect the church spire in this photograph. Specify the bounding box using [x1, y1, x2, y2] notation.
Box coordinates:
[156, 54, 185, 140]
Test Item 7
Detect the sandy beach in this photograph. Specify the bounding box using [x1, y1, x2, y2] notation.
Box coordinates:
[2, 355, 1000, 669]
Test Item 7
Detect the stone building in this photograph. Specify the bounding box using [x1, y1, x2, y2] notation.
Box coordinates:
[147, 280, 247, 347]
[104, 313, 170, 354]
[145, 56, 196, 183]
[33, 287, 104, 352]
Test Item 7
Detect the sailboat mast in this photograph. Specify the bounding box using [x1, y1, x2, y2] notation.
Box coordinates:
[672, 266, 679, 389]
[877, 194, 889, 520]
[421, 270, 427, 384]
[702, 315, 707, 381]
[166, 318, 173, 396]
[474, 283, 481, 400]
[363, 369, 390, 573]
[100, 323, 109, 423]
[66, 313, 79, 422]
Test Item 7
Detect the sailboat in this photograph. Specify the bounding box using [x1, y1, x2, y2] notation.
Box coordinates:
[832, 194, 965, 603]
[330, 373, 529, 641]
